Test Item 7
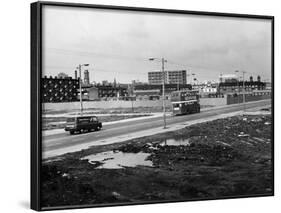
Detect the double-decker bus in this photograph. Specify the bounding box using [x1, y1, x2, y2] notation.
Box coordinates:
[171, 90, 200, 115]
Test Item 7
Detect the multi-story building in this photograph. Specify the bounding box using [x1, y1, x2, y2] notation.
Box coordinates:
[84, 70, 90, 85]
[167, 70, 187, 84]
[219, 74, 238, 83]
[148, 70, 187, 85]
[42, 76, 79, 102]
[134, 84, 191, 100]
[148, 71, 167, 85]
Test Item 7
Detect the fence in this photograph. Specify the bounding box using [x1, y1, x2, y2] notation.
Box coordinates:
[227, 94, 271, 105]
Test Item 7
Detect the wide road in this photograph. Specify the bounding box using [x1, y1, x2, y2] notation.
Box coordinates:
[43, 100, 271, 154]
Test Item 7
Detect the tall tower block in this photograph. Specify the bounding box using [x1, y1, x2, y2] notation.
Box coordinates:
[84, 70, 90, 85]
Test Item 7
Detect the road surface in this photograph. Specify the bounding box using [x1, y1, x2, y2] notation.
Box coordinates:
[42, 100, 271, 157]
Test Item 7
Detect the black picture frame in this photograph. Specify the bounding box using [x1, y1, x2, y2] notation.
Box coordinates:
[31, 1, 274, 211]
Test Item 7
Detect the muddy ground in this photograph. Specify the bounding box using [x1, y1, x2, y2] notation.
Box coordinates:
[41, 112, 273, 208]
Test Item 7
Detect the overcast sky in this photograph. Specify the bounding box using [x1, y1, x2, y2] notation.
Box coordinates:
[42, 5, 272, 83]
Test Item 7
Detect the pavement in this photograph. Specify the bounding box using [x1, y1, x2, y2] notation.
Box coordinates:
[42, 99, 271, 159]
[43, 112, 163, 136]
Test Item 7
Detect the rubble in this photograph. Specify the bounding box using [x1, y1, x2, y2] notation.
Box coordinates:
[41, 113, 272, 207]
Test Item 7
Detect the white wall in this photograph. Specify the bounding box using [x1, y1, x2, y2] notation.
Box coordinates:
[0, 1, 279, 213]
[43, 97, 227, 111]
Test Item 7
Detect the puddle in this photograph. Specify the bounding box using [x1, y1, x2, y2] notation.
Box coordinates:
[82, 151, 153, 169]
[160, 138, 190, 146]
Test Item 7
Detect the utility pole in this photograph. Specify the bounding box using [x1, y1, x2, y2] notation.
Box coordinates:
[242, 71, 246, 111]
[187, 71, 194, 85]
[192, 73, 195, 86]
[131, 96, 134, 113]
[162, 58, 167, 129]
[149, 57, 167, 129]
[79, 64, 83, 116]
[78, 64, 89, 116]
[235, 70, 239, 104]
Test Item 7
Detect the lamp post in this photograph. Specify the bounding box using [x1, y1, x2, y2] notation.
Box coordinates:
[187, 71, 195, 85]
[149, 57, 167, 129]
[235, 70, 239, 104]
[242, 71, 246, 111]
[78, 63, 89, 116]
[192, 73, 196, 86]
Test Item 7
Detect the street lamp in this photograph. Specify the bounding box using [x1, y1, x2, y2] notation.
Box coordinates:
[190, 73, 196, 91]
[177, 75, 180, 91]
[235, 70, 246, 110]
[192, 73, 195, 84]
[149, 57, 167, 129]
[235, 70, 239, 104]
[187, 71, 195, 85]
[242, 71, 246, 111]
[78, 63, 89, 116]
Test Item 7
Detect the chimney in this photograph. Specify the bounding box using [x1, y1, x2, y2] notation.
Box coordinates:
[114, 78, 117, 87]
[74, 70, 77, 79]
[250, 76, 253, 82]
[257, 75, 261, 82]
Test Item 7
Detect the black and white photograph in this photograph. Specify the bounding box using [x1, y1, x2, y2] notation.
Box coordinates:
[31, 1, 274, 211]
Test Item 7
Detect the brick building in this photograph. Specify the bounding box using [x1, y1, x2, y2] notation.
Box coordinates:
[87, 84, 128, 100]
[218, 81, 266, 94]
[42, 76, 79, 102]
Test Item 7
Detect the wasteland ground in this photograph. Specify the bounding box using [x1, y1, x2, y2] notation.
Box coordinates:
[41, 108, 273, 208]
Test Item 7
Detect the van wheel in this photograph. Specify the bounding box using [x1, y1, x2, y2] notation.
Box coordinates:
[70, 131, 74, 135]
